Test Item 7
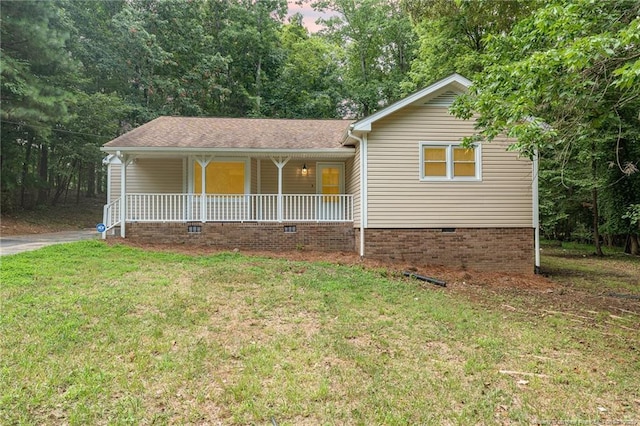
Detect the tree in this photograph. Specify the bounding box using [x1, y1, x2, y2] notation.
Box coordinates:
[314, 0, 417, 117]
[215, 0, 288, 116]
[402, 0, 537, 90]
[1, 0, 79, 209]
[263, 16, 345, 118]
[450, 0, 640, 255]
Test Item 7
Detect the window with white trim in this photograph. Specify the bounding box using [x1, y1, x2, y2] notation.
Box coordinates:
[419, 142, 481, 181]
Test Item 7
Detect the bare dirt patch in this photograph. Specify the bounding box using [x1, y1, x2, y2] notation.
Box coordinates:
[1, 198, 104, 235]
[106, 238, 554, 289]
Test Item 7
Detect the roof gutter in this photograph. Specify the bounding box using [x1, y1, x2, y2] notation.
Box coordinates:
[100, 146, 356, 159]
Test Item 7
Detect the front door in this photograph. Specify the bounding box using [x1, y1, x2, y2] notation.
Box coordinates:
[316, 162, 345, 221]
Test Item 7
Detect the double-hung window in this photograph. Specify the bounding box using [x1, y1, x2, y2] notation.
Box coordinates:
[420, 142, 481, 181]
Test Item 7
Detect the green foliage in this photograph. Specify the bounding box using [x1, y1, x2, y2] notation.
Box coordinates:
[314, 0, 417, 116]
[0, 0, 77, 125]
[402, 0, 537, 90]
[622, 204, 640, 227]
[448, 0, 640, 247]
[264, 19, 345, 118]
[451, 0, 640, 153]
[1, 1, 83, 209]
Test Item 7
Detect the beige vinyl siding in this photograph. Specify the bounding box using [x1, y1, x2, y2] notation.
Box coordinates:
[110, 158, 184, 201]
[251, 159, 258, 194]
[260, 160, 318, 194]
[110, 163, 121, 202]
[367, 106, 533, 228]
[345, 144, 361, 228]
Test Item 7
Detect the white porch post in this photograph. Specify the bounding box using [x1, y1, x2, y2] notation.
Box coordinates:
[101, 156, 113, 240]
[117, 152, 133, 238]
[256, 159, 261, 194]
[271, 156, 290, 222]
[196, 157, 212, 222]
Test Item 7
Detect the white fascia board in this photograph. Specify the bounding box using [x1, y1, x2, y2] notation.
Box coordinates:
[100, 146, 356, 159]
[351, 73, 472, 132]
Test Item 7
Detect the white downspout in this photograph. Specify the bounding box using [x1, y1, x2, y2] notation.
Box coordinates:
[533, 149, 541, 273]
[348, 130, 366, 257]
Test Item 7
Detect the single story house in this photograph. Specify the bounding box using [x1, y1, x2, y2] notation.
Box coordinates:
[101, 74, 540, 274]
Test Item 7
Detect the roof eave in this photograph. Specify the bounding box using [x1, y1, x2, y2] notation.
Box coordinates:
[100, 146, 356, 159]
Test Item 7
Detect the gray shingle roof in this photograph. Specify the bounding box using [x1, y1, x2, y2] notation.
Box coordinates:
[103, 117, 355, 150]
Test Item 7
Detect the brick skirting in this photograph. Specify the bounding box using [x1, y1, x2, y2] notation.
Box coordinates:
[124, 222, 355, 252]
[119, 223, 533, 273]
[363, 227, 534, 274]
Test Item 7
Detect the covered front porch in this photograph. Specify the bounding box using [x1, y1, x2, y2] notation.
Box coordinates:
[102, 153, 356, 238]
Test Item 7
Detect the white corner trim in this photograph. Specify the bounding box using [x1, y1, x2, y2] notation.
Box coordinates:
[533, 149, 540, 270]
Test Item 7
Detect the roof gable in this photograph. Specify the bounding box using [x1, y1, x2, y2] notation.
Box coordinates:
[351, 73, 472, 133]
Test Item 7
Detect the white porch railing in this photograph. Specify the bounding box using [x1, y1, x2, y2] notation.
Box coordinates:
[118, 193, 353, 223]
[103, 197, 121, 231]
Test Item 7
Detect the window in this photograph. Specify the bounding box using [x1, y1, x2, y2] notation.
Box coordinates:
[420, 143, 481, 181]
[194, 161, 246, 194]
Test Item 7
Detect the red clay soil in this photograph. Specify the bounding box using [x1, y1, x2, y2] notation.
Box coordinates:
[1, 216, 59, 235]
[107, 239, 556, 292]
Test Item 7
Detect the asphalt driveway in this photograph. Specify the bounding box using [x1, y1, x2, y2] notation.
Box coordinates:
[0, 230, 99, 256]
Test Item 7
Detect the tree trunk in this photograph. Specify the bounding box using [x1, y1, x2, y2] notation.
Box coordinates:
[76, 163, 83, 204]
[37, 142, 49, 205]
[592, 186, 603, 256]
[591, 142, 603, 256]
[630, 234, 640, 255]
[86, 161, 96, 198]
[96, 165, 104, 195]
[605, 234, 613, 248]
[20, 140, 33, 208]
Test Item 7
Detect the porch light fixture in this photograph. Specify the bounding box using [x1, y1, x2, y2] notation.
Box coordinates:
[301, 163, 308, 176]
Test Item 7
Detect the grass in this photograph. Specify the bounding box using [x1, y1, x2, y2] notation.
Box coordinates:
[541, 240, 640, 294]
[1, 241, 639, 424]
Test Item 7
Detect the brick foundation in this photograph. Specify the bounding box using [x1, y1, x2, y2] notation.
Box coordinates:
[117, 223, 533, 274]
[123, 222, 355, 252]
[363, 228, 534, 274]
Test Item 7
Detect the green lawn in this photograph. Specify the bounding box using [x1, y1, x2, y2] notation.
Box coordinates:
[1, 241, 638, 424]
[541, 241, 640, 294]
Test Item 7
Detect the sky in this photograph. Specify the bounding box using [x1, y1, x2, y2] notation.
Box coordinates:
[287, 1, 339, 33]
